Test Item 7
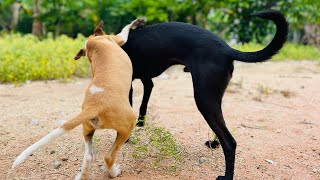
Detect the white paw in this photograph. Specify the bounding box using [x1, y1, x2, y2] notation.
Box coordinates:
[107, 164, 122, 178]
[74, 172, 82, 180]
[74, 171, 90, 180]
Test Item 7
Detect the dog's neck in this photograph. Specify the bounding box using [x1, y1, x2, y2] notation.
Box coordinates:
[90, 58, 107, 79]
[89, 49, 114, 79]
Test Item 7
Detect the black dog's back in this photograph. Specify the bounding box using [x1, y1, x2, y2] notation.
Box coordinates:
[123, 9, 288, 75]
[123, 22, 233, 77]
[125, 22, 230, 59]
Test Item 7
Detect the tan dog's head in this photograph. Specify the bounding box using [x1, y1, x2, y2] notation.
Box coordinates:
[74, 18, 145, 61]
[74, 21, 106, 60]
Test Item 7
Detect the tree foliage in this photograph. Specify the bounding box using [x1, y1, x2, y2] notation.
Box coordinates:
[0, 0, 319, 43]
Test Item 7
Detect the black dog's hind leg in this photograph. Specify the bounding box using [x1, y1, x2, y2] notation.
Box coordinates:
[125, 84, 134, 143]
[136, 78, 154, 127]
[191, 64, 236, 180]
[129, 84, 133, 106]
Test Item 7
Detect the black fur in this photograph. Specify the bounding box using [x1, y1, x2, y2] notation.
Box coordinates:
[122, 9, 288, 179]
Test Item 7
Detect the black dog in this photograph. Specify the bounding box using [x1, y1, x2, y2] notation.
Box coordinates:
[122, 9, 288, 179]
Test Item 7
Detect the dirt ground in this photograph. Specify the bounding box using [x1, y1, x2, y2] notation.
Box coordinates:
[0, 61, 319, 180]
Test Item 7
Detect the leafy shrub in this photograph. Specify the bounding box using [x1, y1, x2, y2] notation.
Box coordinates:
[1, 33, 319, 83]
[0, 33, 89, 83]
[232, 42, 320, 61]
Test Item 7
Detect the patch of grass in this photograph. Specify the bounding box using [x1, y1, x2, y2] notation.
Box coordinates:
[129, 124, 182, 172]
[226, 78, 244, 94]
[257, 84, 272, 95]
[280, 90, 295, 98]
[232, 42, 320, 61]
[0, 33, 89, 83]
[1, 33, 319, 84]
[92, 136, 101, 153]
[253, 96, 263, 102]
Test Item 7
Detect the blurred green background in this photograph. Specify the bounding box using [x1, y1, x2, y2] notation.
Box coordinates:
[0, 0, 320, 83]
[2, 0, 320, 43]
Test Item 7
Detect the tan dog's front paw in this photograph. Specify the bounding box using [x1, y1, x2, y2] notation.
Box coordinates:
[130, 18, 146, 30]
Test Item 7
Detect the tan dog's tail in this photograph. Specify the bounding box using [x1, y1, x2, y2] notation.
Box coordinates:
[12, 109, 97, 169]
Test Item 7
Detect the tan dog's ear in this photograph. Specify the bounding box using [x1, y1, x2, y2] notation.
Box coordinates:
[94, 21, 104, 36]
[74, 49, 86, 60]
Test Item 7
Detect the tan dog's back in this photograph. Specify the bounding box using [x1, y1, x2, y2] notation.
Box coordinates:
[82, 35, 134, 130]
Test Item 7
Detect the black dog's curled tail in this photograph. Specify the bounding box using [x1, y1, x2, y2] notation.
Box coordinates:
[229, 9, 289, 63]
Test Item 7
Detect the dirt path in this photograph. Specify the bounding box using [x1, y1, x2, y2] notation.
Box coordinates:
[1, 61, 319, 179]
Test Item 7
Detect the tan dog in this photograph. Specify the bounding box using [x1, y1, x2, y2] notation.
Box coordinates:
[11, 19, 145, 179]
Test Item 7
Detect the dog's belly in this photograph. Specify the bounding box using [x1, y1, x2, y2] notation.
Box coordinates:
[132, 58, 182, 79]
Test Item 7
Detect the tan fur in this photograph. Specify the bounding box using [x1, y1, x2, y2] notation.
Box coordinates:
[66, 34, 136, 132]
[86, 35, 134, 169]
[12, 19, 143, 179]
[70, 28, 137, 176]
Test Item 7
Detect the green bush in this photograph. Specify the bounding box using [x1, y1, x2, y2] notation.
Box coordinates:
[232, 42, 320, 61]
[0, 33, 89, 83]
[1, 34, 319, 83]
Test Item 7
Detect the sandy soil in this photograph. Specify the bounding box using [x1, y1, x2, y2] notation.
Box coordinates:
[0, 61, 319, 180]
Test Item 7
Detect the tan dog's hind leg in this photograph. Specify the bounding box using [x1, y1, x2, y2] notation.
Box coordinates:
[75, 125, 95, 180]
[105, 116, 135, 178]
[12, 109, 97, 169]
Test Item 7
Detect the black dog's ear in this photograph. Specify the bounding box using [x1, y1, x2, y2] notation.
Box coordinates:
[74, 49, 86, 60]
[94, 21, 104, 36]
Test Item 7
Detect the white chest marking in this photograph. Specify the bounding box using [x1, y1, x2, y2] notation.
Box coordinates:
[89, 84, 105, 94]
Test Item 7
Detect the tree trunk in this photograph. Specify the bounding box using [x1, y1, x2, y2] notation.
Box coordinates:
[32, 0, 43, 36]
[9, 2, 21, 30]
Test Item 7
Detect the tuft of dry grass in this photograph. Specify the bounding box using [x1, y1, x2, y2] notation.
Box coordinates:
[280, 90, 295, 98]
[257, 84, 272, 95]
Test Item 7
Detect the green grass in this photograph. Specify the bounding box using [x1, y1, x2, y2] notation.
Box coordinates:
[129, 124, 182, 171]
[0, 33, 89, 83]
[1, 33, 319, 83]
[232, 42, 320, 61]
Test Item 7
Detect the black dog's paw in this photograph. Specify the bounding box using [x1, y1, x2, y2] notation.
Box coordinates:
[136, 121, 144, 127]
[216, 176, 225, 180]
[136, 115, 146, 127]
[131, 18, 146, 29]
[205, 140, 220, 149]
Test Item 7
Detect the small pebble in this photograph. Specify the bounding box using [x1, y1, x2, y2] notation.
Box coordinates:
[199, 157, 206, 164]
[31, 119, 39, 126]
[265, 159, 274, 164]
[99, 165, 106, 172]
[50, 150, 55, 154]
[53, 160, 62, 169]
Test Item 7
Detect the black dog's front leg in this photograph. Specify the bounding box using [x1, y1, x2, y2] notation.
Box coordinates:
[136, 78, 154, 127]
